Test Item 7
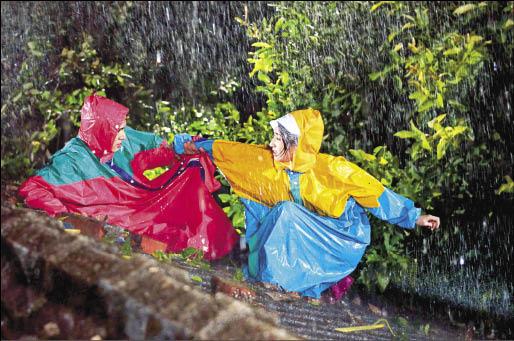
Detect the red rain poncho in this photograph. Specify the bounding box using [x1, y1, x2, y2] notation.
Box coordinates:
[18, 94, 238, 260]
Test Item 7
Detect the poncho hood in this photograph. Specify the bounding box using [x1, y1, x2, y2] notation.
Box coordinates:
[274, 109, 323, 173]
[78, 93, 129, 163]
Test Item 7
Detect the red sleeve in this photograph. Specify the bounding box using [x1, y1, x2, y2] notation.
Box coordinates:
[18, 176, 69, 217]
[130, 141, 177, 184]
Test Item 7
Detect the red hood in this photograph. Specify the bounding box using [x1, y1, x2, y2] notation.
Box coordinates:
[78, 93, 129, 163]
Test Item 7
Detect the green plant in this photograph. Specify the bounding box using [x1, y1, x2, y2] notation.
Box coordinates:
[233, 268, 245, 282]
[2, 34, 152, 181]
[496, 176, 514, 195]
[120, 235, 133, 257]
[151, 247, 211, 270]
[238, 1, 512, 293]
[218, 190, 246, 235]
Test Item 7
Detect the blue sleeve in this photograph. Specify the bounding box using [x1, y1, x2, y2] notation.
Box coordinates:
[195, 139, 214, 159]
[172, 133, 192, 154]
[172, 134, 214, 159]
[367, 188, 421, 229]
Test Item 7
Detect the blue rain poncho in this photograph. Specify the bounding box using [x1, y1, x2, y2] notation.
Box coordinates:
[175, 109, 421, 298]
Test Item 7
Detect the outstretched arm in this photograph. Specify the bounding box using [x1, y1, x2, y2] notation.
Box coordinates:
[367, 188, 440, 230]
[173, 134, 214, 158]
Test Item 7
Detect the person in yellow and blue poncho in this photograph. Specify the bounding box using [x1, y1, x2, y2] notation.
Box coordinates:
[174, 109, 440, 299]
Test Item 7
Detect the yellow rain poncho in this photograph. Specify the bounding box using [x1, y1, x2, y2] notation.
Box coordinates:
[212, 109, 385, 217]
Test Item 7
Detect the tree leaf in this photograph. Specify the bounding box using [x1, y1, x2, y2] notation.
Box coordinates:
[394, 130, 417, 139]
[423, 323, 430, 336]
[418, 100, 434, 112]
[251, 42, 272, 49]
[504, 18, 514, 30]
[387, 31, 399, 42]
[425, 49, 434, 64]
[376, 273, 390, 292]
[369, 71, 382, 81]
[279, 71, 289, 85]
[436, 93, 444, 108]
[466, 50, 483, 65]
[257, 72, 271, 84]
[449, 126, 467, 137]
[274, 17, 285, 32]
[191, 275, 203, 283]
[22, 82, 34, 90]
[401, 22, 415, 31]
[370, 1, 395, 12]
[443, 47, 461, 56]
[421, 135, 432, 151]
[428, 114, 447, 129]
[437, 138, 448, 159]
[453, 4, 476, 16]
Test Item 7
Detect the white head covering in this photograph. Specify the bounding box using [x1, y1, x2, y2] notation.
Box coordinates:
[270, 113, 300, 136]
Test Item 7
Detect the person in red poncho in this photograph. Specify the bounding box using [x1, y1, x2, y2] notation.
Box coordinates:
[18, 93, 238, 260]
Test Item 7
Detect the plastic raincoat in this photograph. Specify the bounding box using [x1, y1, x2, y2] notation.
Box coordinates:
[18, 94, 238, 260]
[177, 108, 420, 297]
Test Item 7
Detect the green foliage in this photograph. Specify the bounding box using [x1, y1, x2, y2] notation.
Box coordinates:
[358, 222, 410, 293]
[219, 189, 246, 233]
[151, 247, 211, 270]
[394, 316, 411, 340]
[1, 34, 152, 180]
[3, 0, 511, 297]
[120, 235, 133, 257]
[239, 1, 512, 293]
[233, 268, 245, 282]
[191, 275, 203, 283]
[421, 323, 430, 337]
[393, 114, 470, 161]
[496, 176, 514, 195]
[151, 250, 176, 263]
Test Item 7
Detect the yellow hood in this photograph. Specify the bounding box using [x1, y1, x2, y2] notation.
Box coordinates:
[273, 109, 323, 173]
[212, 109, 385, 217]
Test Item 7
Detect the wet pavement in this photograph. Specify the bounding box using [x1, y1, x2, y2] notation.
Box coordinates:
[157, 256, 467, 340]
[97, 222, 468, 340]
[0, 184, 479, 339]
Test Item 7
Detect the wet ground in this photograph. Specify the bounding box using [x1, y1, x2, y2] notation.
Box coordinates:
[98, 222, 469, 340]
[0, 184, 491, 339]
[164, 258, 468, 340]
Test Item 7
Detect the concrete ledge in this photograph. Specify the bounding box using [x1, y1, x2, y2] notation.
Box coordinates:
[1, 207, 299, 339]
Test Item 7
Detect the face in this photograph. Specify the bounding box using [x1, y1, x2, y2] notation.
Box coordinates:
[111, 119, 127, 152]
[269, 127, 294, 162]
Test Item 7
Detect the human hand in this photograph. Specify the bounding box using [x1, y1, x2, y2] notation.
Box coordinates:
[416, 214, 440, 231]
[183, 134, 206, 154]
[191, 133, 203, 142]
[173, 133, 192, 154]
[183, 141, 199, 155]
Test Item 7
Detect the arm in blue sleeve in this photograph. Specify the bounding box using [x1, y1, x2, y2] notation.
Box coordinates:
[367, 188, 421, 229]
[195, 139, 214, 159]
[172, 134, 214, 159]
[172, 134, 192, 154]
